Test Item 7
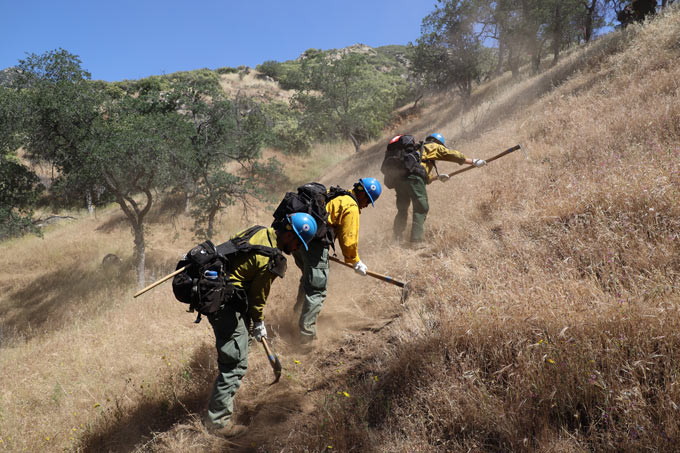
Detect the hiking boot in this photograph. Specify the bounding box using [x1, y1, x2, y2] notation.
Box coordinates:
[409, 241, 427, 250]
[299, 333, 317, 345]
[207, 421, 248, 438]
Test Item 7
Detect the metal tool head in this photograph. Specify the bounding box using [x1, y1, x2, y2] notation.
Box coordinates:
[400, 282, 412, 304]
[261, 337, 282, 385]
[518, 143, 529, 160]
[269, 355, 282, 385]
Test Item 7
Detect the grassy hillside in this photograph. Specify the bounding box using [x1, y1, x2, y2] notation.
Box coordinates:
[1, 7, 679, 453]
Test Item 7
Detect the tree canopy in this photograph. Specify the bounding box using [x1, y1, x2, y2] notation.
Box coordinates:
[294, 52, 402, 152]
[9, 50, 276, 285]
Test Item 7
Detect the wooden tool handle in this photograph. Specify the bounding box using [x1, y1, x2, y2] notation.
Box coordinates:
[447, 144, 522, 178]
[328, 255, 406, 288]
[133, 265, 188, 298]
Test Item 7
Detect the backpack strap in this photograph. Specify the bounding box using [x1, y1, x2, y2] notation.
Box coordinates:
[326, 186, 357, 204]
[217, 226, 263, 255]
[217, 226, 287, 278]
[322, 187, 358, 252]
[409, 140, 431, 182]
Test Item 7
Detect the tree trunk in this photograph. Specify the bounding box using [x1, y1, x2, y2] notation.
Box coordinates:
[531, 51, 541, 74]
[184, 179, 194, 214]
[207, 205, 219, 240]
[349, 133, 360, 153]
[184, 193, 192, 214]
[105, 177, 152, 288]
[458, 80, 472, 102]
[412, 94, 423, 109]
[552, 2, 563, 66]
[496, 38, 506, 76]
[133, 225, 145, 287]
[508, 45, 520, 78]
[584, 0, 597, 42]
[529, 35, 545, 74]
[86, 190, 95, 217]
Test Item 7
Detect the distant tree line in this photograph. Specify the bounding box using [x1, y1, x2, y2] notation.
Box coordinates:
[257, 47, 412, 153]
[1, 49, 275, 286]
[1, 0, 674, 284]
[255, 0, 675, 153]
[411, 0, 675, 101]
[0, 45, 412, 283]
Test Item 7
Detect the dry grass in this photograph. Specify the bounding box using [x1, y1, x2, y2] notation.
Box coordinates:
[0, 137, 356, 451]
[272, 8, 680, 453]
[217, 70, 294, 104]
[1, 7, 679, 453]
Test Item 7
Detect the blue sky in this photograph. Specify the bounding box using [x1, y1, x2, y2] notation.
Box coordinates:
[1, 0, 438, 82]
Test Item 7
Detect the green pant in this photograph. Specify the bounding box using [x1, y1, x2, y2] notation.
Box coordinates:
[206, 306, 249, 428]
[292, 239, 329, 339]
[393, 174, 429, 242]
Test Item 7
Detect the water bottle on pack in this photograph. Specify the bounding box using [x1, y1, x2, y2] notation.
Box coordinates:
[204, 270, 218, 281]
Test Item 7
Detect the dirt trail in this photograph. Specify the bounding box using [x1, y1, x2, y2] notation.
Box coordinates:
[219, 158, 417, 450]
[140, 177, 415, 451]
[225, 246, 408, 452]
[228, 312, 402, 452]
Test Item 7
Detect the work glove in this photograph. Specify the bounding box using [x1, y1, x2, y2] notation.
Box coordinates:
[354, 260, 368, 276]
[438, 174, 450, 182]
[253, 321, 267, 342]
[472, 158, 487, 167]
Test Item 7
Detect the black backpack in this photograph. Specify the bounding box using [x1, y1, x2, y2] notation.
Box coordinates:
[380, 135, 429, 188]
[171, 226, 286, 323]
[272, 182, 329, 244]
[271, 182, 356, 249]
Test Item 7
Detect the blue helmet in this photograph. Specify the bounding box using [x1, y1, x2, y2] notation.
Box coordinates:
[287, 213, 318, 251]
[426, 133, 445, 146]
[358, 177, 382, 206]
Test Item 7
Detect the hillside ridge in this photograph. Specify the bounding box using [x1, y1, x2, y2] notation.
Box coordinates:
[1, 7, 679, 452]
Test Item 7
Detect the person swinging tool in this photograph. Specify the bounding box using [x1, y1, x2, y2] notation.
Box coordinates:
[201, 213, 317, 438]
[388, 133, 487, 249]
[292, 177, 382, 344]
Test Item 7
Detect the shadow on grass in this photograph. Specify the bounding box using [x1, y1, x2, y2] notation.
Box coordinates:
[0, 264, 136, 343]
[77, 342, 216, 452]
[76, 340, 312, 453]
[95, 192, 186, 234]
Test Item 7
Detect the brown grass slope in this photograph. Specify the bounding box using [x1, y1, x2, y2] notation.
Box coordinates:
[1, 7, 679, 453]
[261, 9, 680, 452]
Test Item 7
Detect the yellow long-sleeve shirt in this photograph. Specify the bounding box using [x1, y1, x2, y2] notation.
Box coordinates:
[420, 142, 468, 183]
[227, 227, 281, 322]
[326, 191, 361, 264]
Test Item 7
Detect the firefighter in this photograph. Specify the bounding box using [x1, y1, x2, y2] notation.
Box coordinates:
[204, 213, 317, 437]
[293, 177, 382, 344]
[392, 133, 486, 248]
